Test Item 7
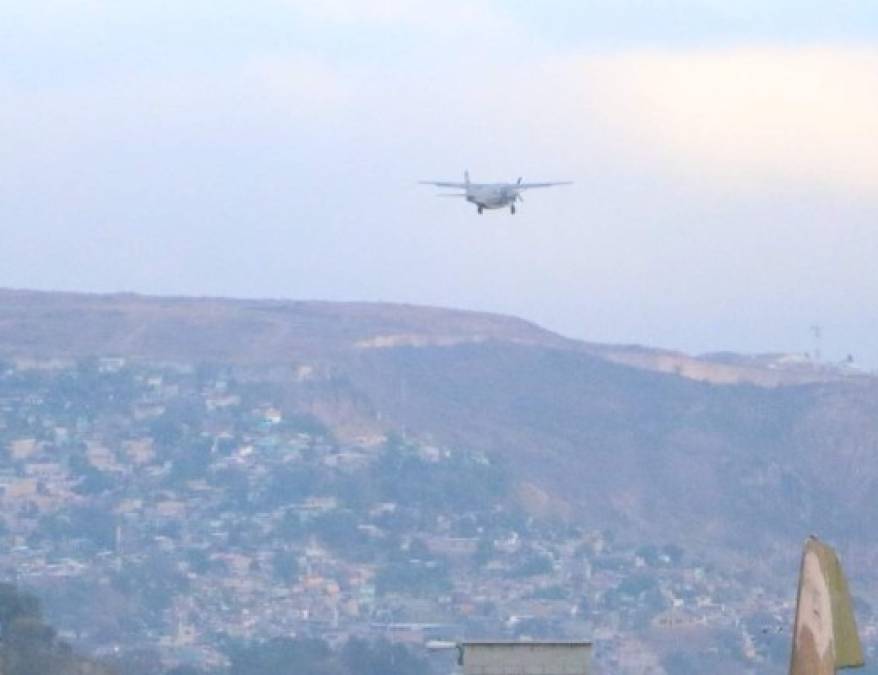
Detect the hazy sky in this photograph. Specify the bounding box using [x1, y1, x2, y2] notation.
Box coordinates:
[3, 1, 878, 364]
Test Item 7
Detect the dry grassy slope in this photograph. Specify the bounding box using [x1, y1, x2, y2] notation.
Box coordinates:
[0, 288, 850, 387]
[2, 289, 877, 544]
[344, 342, 878, 543]
[0, 288, 571, 363]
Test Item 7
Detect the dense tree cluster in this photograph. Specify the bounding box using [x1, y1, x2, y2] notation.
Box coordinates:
[225, 637, 429, 675]
[0, 583, 114, 675]
[0, 583, 431, 675]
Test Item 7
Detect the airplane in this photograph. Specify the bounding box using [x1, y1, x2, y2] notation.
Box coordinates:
[420, 171, 572, 215]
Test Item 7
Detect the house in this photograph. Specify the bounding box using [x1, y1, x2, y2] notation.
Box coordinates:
[9, 438, 39, 460]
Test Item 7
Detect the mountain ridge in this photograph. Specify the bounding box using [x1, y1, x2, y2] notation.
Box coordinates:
[0, 288, 857, 387]
[0, 287, 572, 363]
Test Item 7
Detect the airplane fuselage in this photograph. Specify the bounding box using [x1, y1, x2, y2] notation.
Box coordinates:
[465, 185, 519, 210]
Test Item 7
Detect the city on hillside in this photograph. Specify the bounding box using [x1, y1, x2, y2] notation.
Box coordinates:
[1, 356, 873, 674]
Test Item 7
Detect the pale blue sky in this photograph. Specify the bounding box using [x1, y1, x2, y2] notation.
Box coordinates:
[2, 1, 878, 364]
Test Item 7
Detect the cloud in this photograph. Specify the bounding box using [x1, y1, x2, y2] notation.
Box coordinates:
[301, 42, 878, 201]
[283, 0, 521, 44]
[574, 46, 878, 196]
[286, 0, 499, 25]
[286, 0, 437, 24]
[6, 24, 877, 203]
[0, 54, 351, 141]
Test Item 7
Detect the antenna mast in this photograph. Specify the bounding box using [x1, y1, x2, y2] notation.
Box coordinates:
[810, 324, 823, 363]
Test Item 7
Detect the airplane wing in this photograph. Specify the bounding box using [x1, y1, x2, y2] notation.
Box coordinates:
[419, 181, 469, 189]
[517, 181, 573, 190]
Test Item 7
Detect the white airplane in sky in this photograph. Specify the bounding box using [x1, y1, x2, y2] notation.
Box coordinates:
[420, 171, 572, 215]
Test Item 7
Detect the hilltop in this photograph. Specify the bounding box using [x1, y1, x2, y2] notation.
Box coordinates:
[0, 288, 570, 363]
[0, 288, 853, 386]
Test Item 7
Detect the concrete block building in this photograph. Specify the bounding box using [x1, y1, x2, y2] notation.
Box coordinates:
[461, 641, 592, 675]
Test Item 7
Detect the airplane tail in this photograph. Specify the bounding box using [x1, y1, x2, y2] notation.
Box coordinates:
[789, 537, 864, 675]
[464, 170, 470, 187]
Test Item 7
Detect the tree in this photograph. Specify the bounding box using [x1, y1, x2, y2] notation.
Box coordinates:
[472, 537, 495, 566]
[375, 560, 451, 596]
[510, 552, 553, 578]
[340, 639, 429, 675]
[311, 511, 365, 551]
[37, 505, 118, 551]
[0, 584, 116, 675]
[166, 667, 208, 675]
[273, 551, 299, 584]
[0, 583, 40, 635]
[661, 651, 700, 675]
[169, 436, 213, 483]
[662, 543, 685, 565]
[68, 454, 115, 496]
[227, 637, 338, 675]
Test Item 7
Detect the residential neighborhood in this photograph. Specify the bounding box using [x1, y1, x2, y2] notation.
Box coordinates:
[0, 357, 873, 674]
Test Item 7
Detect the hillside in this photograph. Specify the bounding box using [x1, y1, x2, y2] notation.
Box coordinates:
[1, 288, 876, 547]
[0, 289, 571, 363]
